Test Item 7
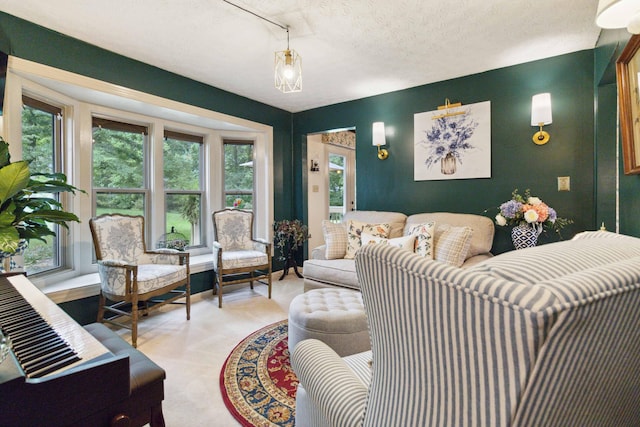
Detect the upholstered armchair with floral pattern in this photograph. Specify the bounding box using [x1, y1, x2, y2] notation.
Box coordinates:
[89, 214, 190, 347]
[212, 208, 272, 308]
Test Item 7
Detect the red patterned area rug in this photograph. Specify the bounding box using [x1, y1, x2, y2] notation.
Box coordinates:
[220, 320, 298, 426]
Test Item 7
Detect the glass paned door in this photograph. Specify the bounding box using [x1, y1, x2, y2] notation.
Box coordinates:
[329, 153, 346, 223]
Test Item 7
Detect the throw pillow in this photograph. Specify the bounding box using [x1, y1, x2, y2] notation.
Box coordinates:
[408, 221, 436, 259]
[322, 220, 348, 259]
[361, 233, 416, 253]
[345, 220, 391, 259]
[434, 224, 473, 267]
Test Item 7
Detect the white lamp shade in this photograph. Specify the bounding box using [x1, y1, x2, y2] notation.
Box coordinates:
[275, 49, 302, 93]
[372, 122, 386, 146]
[531, 93, 552, 126]
[596, 0, 640, 30]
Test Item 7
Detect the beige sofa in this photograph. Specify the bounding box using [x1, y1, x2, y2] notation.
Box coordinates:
[303, 210, 495, 291]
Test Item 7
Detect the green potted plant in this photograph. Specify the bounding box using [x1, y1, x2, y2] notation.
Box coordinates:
[0, 137, 82, 268]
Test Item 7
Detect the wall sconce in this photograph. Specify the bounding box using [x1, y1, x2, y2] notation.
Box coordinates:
[596, 0, 640, 34]
[372, 122, 388, 160]
[531, 93, 552, 145]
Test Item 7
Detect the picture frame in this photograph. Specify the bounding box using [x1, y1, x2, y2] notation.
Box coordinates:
[413, 100, 491, 181]
[616, 34, 640, 175]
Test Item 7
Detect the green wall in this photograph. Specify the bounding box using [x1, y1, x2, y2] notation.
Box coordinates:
[293, 51, 595, 253]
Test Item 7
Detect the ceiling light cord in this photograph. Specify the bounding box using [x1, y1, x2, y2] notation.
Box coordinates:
[223, 0, 301, 93]
[222, 0, 288, 31]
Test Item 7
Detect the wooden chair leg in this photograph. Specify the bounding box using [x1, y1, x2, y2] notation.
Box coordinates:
[217, 271, 223, 308]
[268, 271, 272, 299]
[131, 298, 139, 348]
[185, 279, 191, 321]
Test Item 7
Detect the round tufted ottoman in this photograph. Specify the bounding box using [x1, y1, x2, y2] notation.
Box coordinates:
[288, 288, 370, 357]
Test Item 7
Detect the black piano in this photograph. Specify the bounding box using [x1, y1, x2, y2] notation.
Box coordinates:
[0, 274, 165, 427]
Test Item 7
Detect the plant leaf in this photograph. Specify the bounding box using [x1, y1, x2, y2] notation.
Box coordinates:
[0, 138, 10, 168]
[0, 225, 20, 254]
[21, 209, 80, 226]
[0, 161, 30, 205]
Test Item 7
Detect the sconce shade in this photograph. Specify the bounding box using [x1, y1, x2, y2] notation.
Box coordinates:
[372, 122, 386, 146]
[372, 122, 388, 160]
[596, 0, 640, 33]
[531, 93, 552, 145]
[531, 93, 552, 126]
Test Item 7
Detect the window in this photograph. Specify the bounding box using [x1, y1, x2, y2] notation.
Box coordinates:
[224, 140, 254, 210]
[163, 130, 204, 248]
[92, 118, 148, 218]
[21, 96, 64, 275]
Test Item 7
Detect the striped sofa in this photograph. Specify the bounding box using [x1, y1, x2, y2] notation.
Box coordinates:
[291, 231, 640, 426]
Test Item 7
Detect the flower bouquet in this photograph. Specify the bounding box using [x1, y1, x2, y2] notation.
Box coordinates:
[494, 189, 572, 249]
[273, 219, 310, 280]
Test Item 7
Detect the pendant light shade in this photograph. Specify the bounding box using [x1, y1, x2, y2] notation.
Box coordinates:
[275, 46, 302, 93]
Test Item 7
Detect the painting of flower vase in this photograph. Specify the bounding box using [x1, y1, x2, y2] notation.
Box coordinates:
[414, 100, 491, 181]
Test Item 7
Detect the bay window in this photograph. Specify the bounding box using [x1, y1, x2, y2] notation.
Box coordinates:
[6, 57, 274, 294]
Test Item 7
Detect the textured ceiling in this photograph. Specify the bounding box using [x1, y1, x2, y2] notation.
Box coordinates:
[0, 0, 602, 113]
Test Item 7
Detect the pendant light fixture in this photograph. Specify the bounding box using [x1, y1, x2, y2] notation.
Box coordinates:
[274, 27, 302, 93]
[223, 0, 302, 93]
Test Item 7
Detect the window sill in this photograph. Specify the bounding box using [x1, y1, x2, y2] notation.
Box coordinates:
[45, 253, 215, 304]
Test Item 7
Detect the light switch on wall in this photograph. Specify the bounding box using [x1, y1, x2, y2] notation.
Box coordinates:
[312, 185, 319, 193]
[557, 176, 570, 191]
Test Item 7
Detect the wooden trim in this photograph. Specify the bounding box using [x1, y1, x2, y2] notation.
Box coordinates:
[616, 34, 640, 174]
[22, 95, 62, 115]
[164, 130, 204, 143]
[92, 117, 148, 135]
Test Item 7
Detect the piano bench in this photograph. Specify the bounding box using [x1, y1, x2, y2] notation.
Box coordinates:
[84, 322, 166, 427]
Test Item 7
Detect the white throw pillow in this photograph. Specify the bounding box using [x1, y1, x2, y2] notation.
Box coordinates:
[408, 221, 436, 259]
[345, 220, 391, 259]
[322, 220, 348, 259]
[361, 233, 415, 253]
[434, 224, 473, 267]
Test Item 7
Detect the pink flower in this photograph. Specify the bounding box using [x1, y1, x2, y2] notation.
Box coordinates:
[532, 202, 549, 222]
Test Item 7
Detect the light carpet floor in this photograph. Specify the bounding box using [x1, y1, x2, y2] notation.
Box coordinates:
[110, 272, 304, 426]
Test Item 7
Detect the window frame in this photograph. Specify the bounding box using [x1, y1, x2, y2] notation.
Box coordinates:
[163, 130, 205, 249]
[91, 116, 151, 227]
[20, 95, 66, 275]
[223, 139, 256, 210]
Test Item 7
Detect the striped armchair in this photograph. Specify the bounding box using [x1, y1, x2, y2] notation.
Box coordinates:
[292, 231, 640, 426]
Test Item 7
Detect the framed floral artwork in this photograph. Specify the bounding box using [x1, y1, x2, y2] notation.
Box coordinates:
[414, 100, 491, 181]
[616, 34, 640, 175]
